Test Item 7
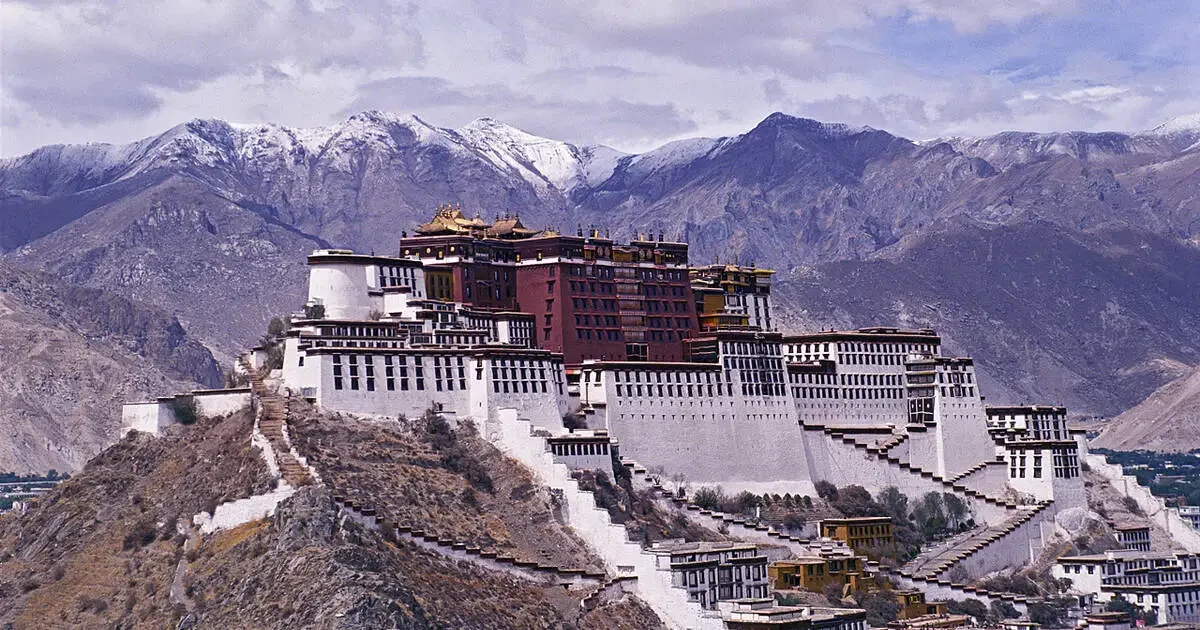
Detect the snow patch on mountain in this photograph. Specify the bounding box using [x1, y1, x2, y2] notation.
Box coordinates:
[626, 137, 727, 176]
[457, 117, 588, 193]
[1148, 113, 1200, 135]
[576, 145, 627, 187]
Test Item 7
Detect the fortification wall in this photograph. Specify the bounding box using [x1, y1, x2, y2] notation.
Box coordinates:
[492, 409, 725, 630]
[905, 429, 941, 474]
[802, 429, 1009, 525]
[886, 572, 1029, 615]
[957, 463, 1009, 499]
[1086, 454, 1200, 552]
[121, 401, 172, 437]
[946, 508, 1056, 580]
[193, 389, 251, 417]
[604, 399, 816, 496]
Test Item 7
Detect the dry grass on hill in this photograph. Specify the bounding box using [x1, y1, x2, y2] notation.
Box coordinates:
[0, 405, 662, 628]
[289, 402, 605, 572]
[0, 409, 273, 627]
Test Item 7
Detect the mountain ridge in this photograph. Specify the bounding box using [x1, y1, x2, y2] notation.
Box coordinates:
[4, 109, 1200, 450]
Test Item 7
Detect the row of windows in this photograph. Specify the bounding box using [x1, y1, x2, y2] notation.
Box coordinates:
[721, 341, 781, 357]
[1009, 447, 1080, 479]
[321, 325, 399, 338]
[941, 385, 976, 398]
[788, 373, 906, 386]
[617, 383, 734, 398]
[723, 356, 785, 371]
[609, 370, 720, 384]
[567, 280, 615, 294]
[550, 442, 610, 457]
[793, 387, 907, 400]
[790, 372, 837, 385]
[576, 328, 622, 341]
[839, 353, 909, 366]
[940, 371, 973, 384]
[647, 316, 691, 328]
[379, 265, 419, 288]
[568, 297, 618, 311]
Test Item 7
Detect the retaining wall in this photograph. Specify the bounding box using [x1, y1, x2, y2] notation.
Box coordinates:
[1086, 454, 1200, 552]
[492, 408, 725, 630]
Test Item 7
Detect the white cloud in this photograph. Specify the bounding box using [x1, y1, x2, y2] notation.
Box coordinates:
[1, 0, 1198, 156]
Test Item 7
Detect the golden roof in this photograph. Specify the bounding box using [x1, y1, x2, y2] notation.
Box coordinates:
[414, 204, 542, 239]
[486, 214, 540, 239]
[414, 204, 489, 235]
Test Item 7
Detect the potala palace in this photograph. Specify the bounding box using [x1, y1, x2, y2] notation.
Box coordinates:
[268, 207, 1087, 509]
[123, 206, 1196, 629]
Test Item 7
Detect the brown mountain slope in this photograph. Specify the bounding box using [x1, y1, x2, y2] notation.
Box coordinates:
[776, 221, 1200, 417]
[0, 406, 663, 628]
[1091, 365, 1200, 452]
[0, 262, 220, 474]
[7, 174, 322, 360]
[4, 112, 1200, 439]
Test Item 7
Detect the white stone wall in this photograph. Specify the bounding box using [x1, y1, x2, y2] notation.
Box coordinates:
[905, 429, 941, 474]
[934, 388, 995, 479]
[956, 463, 1010, 498]
[887, 572, 1029, 615]
[492, 409, 725, 630]
[314, 352, 471, 418]
[604, 395, 815, 495]
[193, 389, 251, 417]
[949, 508, 1056, 579]
[802, 429, 1010, 525]
[120, 401, 173, 437]
[1086, 454, 1200, 552]
[308, 261, 378, 320]
[194, 483, 295, 534]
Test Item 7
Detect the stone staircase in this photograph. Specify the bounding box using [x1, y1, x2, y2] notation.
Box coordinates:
[239, 358, 312, 488]
[333, 496, 605, 588]
[811, 424, 1020, 510]
[898, 501, 1052, 579]
[492, 409, 725, 630]
[617, 452, 1049, 615]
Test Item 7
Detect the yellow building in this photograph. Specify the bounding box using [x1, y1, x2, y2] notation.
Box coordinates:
[689, 263, 775, 332]
[894, 590, 948, 620]
[820, 517, 894, 553]
[768, 556, 865, 596]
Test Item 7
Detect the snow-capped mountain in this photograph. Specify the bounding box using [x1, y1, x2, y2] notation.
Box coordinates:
[4, 110, 1200, 430]
[0, 112, 629, 202]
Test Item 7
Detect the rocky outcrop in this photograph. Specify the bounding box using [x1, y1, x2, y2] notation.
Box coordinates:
[0, 262, 220, 473]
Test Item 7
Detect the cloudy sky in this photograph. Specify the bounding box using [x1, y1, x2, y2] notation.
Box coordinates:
[2, 0, 1198, 157]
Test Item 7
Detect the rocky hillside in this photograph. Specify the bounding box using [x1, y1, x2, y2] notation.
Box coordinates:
[3, 111, 1200, 421]
[0, 406, 663, 628]
[1091, 366, 1200, 452]
[776, 221, 1200, 417]
[0, 262, 220, 474]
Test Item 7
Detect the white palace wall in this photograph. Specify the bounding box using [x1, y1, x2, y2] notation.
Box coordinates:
[904, 429, 941, 474]
[308, 261, 377, 320]
[935, 395, 996, 479]
[598, 381, 816, 496]
[1086, 454, 1200, 552]
[801, 428, 1010, 525]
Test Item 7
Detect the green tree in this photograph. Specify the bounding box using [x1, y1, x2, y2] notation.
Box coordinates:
[989, 599, 1020, 621]
[693, 486, 726, 511]
[267, 316, 287, 338]
[815, 480, 839, 501]
[943, 492, 969, 528]
[878, 486, 908, 522]
[1028, 598, 1072, 628]
[833, 485, 882, 517]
